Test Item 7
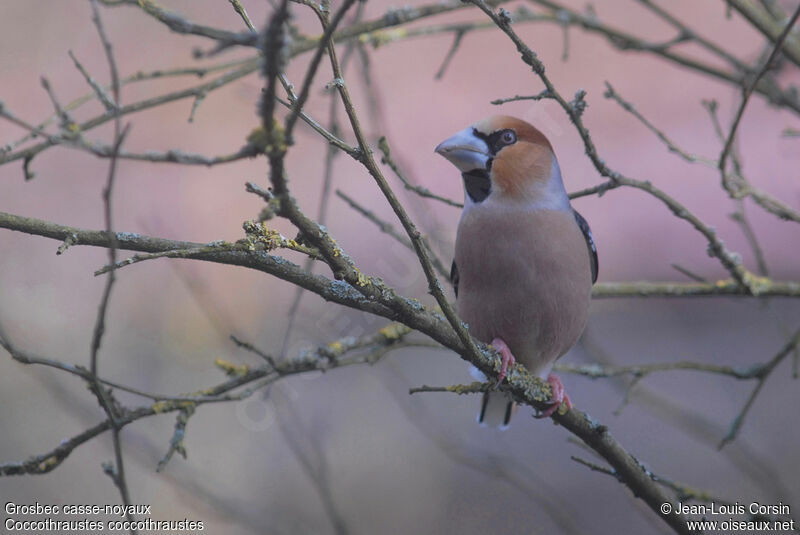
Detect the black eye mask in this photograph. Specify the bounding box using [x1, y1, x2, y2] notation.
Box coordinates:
[472, 128, 517, 155]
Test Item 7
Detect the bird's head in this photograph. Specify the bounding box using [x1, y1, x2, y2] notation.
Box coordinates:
[435, 115, 568, 209]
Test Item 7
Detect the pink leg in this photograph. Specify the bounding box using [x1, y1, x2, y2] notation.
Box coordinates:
[490, 338, 515, 384]
[535, 373, 572, 419]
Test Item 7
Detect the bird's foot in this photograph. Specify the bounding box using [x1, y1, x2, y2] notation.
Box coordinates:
[490, 337, 515, 385]
[535, 373, 572, 419]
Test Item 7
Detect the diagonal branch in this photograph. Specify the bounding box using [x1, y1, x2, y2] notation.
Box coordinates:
[527, 0, 800, 114]
[719, 4, 800, 174]
[725, 0, 800, 69]
[718, 328, 800, 449]
[87, 0, 135, 525]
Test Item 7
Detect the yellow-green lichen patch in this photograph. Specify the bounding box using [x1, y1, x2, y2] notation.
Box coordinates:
[214, 358, 249, 377]
[151, 399, 196, 414]
[325, 340, 345, 357]
[361, 27, 408, 48]
[445, 381, 487, 395]
[741, 272, 771, 296]
[38, 456, 60, 472]
[378, 322, 410, 342]
[352, 269, 370, 287]
[151, 400, 169, 414]
[242, 220, 287, 251]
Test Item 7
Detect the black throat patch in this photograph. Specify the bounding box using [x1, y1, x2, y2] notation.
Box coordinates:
[462, 168, 491, 203]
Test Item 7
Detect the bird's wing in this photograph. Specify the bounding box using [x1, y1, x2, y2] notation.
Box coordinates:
[573, 209, 598, 284]
[450, 260, 459, 298]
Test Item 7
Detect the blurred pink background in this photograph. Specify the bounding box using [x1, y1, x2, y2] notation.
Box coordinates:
[1, 1, 799, 533]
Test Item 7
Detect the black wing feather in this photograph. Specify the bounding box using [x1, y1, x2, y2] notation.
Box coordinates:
[450, 260, 459, 298]
[573, 210, 598, 284]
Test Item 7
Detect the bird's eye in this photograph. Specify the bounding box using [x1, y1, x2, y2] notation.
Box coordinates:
[498, 130, 516, 148]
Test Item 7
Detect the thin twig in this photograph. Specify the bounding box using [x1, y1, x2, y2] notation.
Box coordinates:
[591, 279, 800, 298]
[4, 56, 259, 154]
[635, 0, 751, 73]
[719, 5, 800, 173]
[435, 29, 466, 79]
[0, 103, 61, 153]
[68, 50, 117, 111]
[603, 82, 715, 166]
[670, 264, 707, 282]
[571, 456, 619, 479]
[2, 63, 262, 172]
[126, 0, 256, 45]
[336, 190, 413, 250]
[409, 382, 491, 395]
[725, 0, 800, 69]
[377, 136, 463, 208]
[87, 0, 135, 526]
[275, 391, 351, 535]
[730, 202, 769, 277]
[230, 335, 277, 368]
[555, 359, 769, 381]
[579, 330, 796, 502]
[719, 328, 800, 449]
[2, 0, 508, 169]
[229, 0, 257, 32]
[275, 96, 359, 156]
[0, 324, 418, 477]
[527, 0, 800, 114]
[156, 405, 195, 472]
[335, 190, 451, 281]
[94, 246, 223, 276]
[279, 9, 365, 359]
[80, 142, 260, 165]
[705, 99, 800, 225]
[39, 77, 74, 130]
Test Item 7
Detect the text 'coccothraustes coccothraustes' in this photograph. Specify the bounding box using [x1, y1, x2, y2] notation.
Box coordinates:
[435, 115, 598, 427]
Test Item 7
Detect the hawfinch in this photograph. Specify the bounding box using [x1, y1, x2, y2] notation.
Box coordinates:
[435, 115, 597, 426]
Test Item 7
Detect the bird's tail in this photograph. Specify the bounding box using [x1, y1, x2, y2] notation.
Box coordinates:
[477, 391, 517, 429]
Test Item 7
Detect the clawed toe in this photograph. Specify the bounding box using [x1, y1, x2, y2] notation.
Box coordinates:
[534, 373, 572, 419]
[490, 338, 515, 385]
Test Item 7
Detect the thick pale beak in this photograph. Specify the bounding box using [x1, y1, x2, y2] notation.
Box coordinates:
[434, 127, 489, 173]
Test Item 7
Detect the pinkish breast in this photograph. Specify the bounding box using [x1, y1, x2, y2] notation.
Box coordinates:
[454, 205, 592, 378]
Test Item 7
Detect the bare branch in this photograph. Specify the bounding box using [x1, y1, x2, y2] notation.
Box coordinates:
[409, 382, 491, 395]
[68, 50, 117, 111]
[229, 0, 257, 32]
[115, 0, 256, 45]
[725, 0, 800, 69]
[719, 328, 800, 449]
[719, 5, 800, 173]
[87, 0, 135, 523]
[591, 279, 800, 298]
[435, 29, 466, 79]
[377, 136, 463, 208]
[555, 359, 770, 381]
[0, 323, 418, 476]
[527, 0, 800, 114]
[603, 82, 715, 166]
[635, 0, 751, 73]
[156, 405, 195, 472]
